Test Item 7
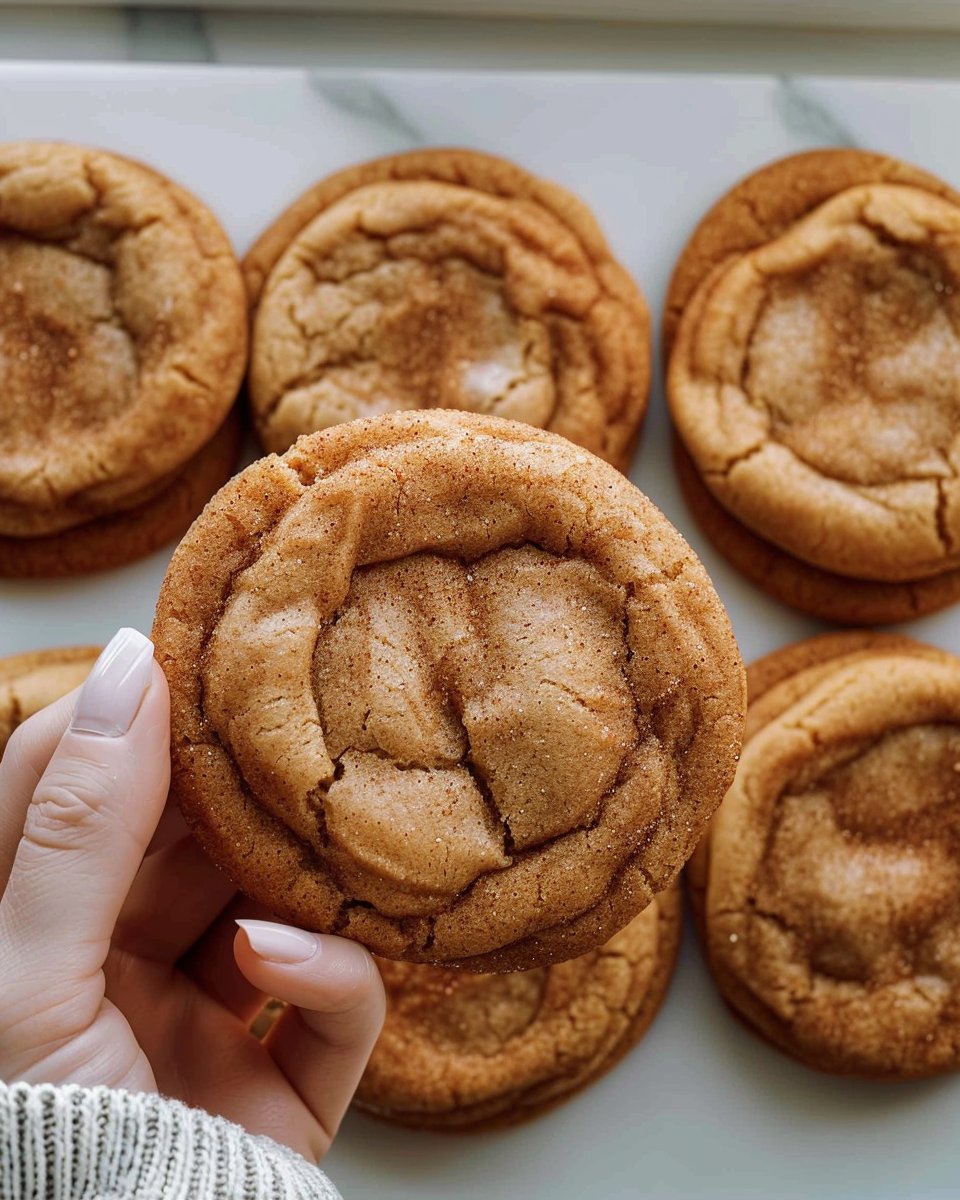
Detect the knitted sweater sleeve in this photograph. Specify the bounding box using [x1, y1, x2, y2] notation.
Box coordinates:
[0, 1081, 342, 1200]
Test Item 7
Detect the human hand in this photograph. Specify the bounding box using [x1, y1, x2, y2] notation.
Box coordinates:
[0, 628, 385, 1162]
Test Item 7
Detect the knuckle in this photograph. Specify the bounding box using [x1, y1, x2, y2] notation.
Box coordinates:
[28, 762, 119, 843]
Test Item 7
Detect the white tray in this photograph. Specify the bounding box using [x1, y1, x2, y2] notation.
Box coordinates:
[1, 63, 959, 1200]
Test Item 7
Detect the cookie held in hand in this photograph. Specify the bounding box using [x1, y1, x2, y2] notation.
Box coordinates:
[154, 410, 744, 971]
[245, 148, 650, 470]
[690, 632, 960, 1078]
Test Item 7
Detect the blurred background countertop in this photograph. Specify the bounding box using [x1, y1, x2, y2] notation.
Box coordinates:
[5, 3, 960, 75]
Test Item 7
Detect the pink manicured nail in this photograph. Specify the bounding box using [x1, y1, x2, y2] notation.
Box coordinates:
[70, 628, 154, 738]
[237, 919, 319, 964]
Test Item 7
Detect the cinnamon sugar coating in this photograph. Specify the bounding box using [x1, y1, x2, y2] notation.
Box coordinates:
[694, 633, 960, 1078]
[245, 149, 649, 470]
[153, 410, 744, 971]
[666, 149, 960, 620]
[0, 141, 247, 538]
[355, 886, 681, 1130]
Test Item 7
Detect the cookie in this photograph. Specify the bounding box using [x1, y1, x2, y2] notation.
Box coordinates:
[662, 148, 960, 354]
[692, 631, 960, 1078]
[244, 149, 649, 470]
[666, 149, 960, 622]
[0, 645, 100, 754]
[153, 409, 744, 972]
[673, 436, 960, 624]
[687, 630, 945, 920]
[0, 408, 242, 577]
[0, 141, 247, 539]
[741, 631, 949, 737]
[355, 885, 681, 1131]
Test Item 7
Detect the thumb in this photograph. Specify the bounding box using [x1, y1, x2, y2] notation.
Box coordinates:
[0, 629, 170, 999]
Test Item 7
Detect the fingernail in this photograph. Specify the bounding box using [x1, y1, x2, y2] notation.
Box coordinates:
[237, 919, 319, 964]
[70, 628, 155, 738]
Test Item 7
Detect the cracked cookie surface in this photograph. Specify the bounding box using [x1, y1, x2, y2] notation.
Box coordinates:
[245, 149, 649, 470]
[354, 885, 681, 1130]
[0, 141, 247, 538]
[693, 632, 960, 1078]
[0, 645, 99, 754]
[666, 149, 960, 620]
[153, 409, 744, 971]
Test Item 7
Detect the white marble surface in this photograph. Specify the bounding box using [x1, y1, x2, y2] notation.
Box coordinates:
[1, 63, 960, 1200]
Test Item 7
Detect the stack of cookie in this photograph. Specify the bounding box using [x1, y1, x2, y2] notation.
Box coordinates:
[666, 149, 960, 624]
[0, 142, 247, 577]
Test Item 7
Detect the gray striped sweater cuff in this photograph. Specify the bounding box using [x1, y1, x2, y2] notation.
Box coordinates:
[0, 1082, 341, 1200]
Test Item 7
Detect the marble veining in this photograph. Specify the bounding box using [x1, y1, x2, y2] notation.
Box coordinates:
[308, 73, 426, 146]
[773, 75, 858, 147]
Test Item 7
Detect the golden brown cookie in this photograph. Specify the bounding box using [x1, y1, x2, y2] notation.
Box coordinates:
[244, 149, 649, 470]
[742, 631, 953, 734]
[688, 630, 948, 921]
[355, 886, 681, 1131]
[692, 631, 960, 1078]
[673, 436, 960, 624]
[153, 409, 744, 972]
[0, 408, 242, 577]
[666, 149, 960, 622]
[663, 148, 960, 354]
[0, 645, 100, 754]
[0, 141, 247, 540]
